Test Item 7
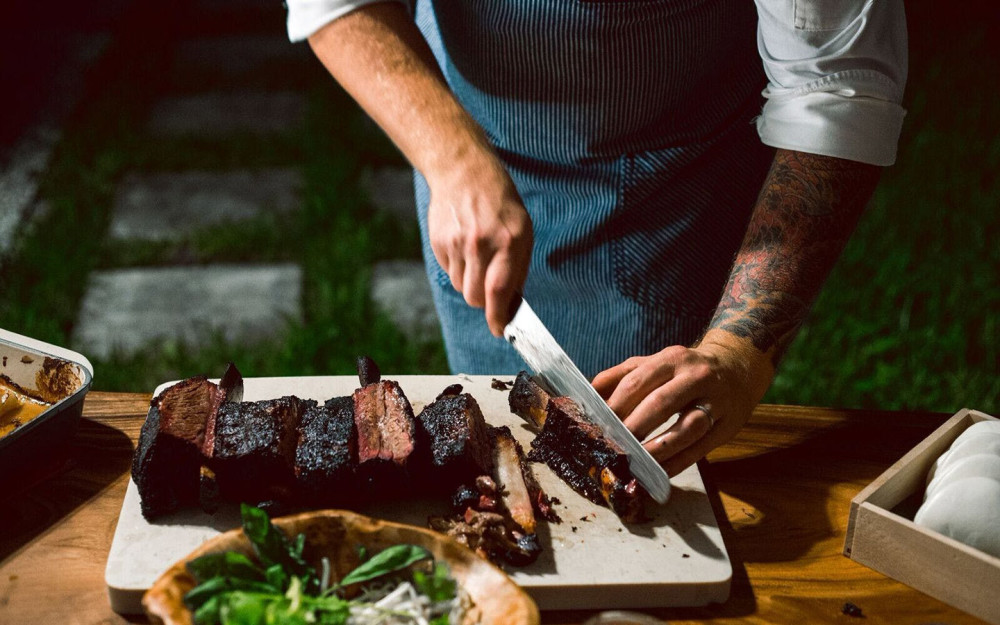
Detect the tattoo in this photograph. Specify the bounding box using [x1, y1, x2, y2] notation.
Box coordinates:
[708, 149, 881, 364]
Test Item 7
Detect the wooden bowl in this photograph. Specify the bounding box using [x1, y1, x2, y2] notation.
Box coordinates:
[143, 508, 540, 625]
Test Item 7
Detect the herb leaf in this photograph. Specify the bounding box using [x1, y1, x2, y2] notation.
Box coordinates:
[218, 592, 267, 624]
[192, 595, 223, 625]
[185, 506, 454, 625]
[184, 577, 282, 610]
[413, 562, 457, 603]
[240, 503, 315, 589]
[187, 552, 265, 585]
[339, 544, 432, 587]
[264, 564, 287, 591]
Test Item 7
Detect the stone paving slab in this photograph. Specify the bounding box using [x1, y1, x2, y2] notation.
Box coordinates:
[72, 264, 302, 359]
[147, 92, 307, 136]
[110, 169, 301, 241]
[370, 260, 441, 343]
[359, 167, 416, 222]
[1, 35, 108, 264]
[1, 127, 61, 257]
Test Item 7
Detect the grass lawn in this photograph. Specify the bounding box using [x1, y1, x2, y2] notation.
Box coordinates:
[1, 8, 996, 415]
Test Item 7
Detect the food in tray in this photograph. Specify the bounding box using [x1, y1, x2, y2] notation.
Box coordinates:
[143, 505, 540, 625]
[508, 372, 646, 522]
[131, 359, 558, 566]
[915, 420, 1000, 558]
[0, 375, 54, 437]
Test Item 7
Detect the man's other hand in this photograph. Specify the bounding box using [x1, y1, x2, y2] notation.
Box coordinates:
[592, 331, 774, 476]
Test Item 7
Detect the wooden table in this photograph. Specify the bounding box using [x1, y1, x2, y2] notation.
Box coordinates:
[0, 393, 988, 624]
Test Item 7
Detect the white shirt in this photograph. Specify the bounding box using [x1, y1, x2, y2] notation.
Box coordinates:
[286, 0, 907, 166]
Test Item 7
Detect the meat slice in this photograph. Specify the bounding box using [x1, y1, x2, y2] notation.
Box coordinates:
[430, 427, 553, 567]
[529, 395, 645, 522]
[212, 395, 306, 504]
[508, 371, 551, 429]
[131, 364, 242, 520]
[294, 396, 357, 506]
[353, 379, 416, 489]
[491, 426, 537, 535]
[415, 391, 493, 492]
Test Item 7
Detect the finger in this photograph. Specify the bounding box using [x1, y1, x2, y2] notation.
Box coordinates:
[605, 359, 677, 419]
[462, 254, 486, 309]
[622, 377, 699, 440]
[446, 256, 465, 294]
[483, 251, 521, 337]
[643, 404, 715, 465]
[591, 359, 640, 399]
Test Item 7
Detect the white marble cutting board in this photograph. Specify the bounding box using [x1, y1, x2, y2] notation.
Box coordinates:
[106, 375, 731, 613]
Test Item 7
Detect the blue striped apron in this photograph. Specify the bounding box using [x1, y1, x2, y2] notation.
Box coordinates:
[412, 0, 774, 377]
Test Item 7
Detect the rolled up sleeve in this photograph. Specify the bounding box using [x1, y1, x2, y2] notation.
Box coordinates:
[286, 0, 411, 42]
[754, 0, 908, 166]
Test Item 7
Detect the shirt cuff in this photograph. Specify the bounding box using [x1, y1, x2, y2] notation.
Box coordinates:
[286, 0, 410, 42]
[756, 88, 906, 167]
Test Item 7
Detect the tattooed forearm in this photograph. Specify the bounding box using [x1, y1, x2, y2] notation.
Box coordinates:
[707, 149, 881, 364]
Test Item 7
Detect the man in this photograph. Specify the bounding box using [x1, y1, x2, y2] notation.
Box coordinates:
[287, 0, 907, 476]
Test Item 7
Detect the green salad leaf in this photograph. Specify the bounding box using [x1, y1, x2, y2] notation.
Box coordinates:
[187, 551, 265, 585]
[240, 504, 314, 587]
[338, 544, 432, 587]
[413, 561, 458, 603]
[183, 505, 457, 625]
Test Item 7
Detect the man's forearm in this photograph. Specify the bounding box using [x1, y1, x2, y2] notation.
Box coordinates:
[705, 149, 881, 365]
[308, 4, 534, 333]
[307, 3, 494, 181]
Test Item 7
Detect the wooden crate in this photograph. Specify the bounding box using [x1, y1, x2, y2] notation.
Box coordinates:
[845, 409, 1000, 624]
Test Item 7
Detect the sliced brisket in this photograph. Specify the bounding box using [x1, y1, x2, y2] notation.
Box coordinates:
[415, 391, 493, 492]
[528, 393, 645, 522]
[491, 425, 538, 535]
[131, 365, 242, 520]
[353, 379, 416, 489]
[294, 396, 358, 506]
[212, 395, 306, 504]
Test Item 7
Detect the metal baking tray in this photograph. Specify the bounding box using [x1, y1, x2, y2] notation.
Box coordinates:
[0, 328, 94, 478]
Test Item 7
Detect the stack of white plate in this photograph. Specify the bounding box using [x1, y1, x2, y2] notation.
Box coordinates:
[915, 421, 1000, 558]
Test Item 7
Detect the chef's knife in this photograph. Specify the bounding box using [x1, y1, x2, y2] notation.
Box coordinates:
[503, 298, 671, 504]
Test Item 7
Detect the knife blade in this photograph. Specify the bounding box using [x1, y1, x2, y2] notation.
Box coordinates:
[503, 298, 671, 504]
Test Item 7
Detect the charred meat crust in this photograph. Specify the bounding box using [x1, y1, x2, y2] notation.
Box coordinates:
[415, 392, 493, 491]
[201, 362, 243, 458]
[356, 355, 381, 387]
[428, 509, 541, 567]
[131, 375, 232, 519]
[508, 371, 551, 429]
[294, 396, 358, 506]
[527, 394, 646, 523]
[435, 383, 463, 400]
[430, 427, 552, 568]
[212, 396, 306, 503]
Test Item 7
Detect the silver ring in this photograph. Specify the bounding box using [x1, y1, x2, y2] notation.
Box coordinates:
[693, 403, 715, 428]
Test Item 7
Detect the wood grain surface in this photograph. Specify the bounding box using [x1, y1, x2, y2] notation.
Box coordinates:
[0, 392, 989, 625]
